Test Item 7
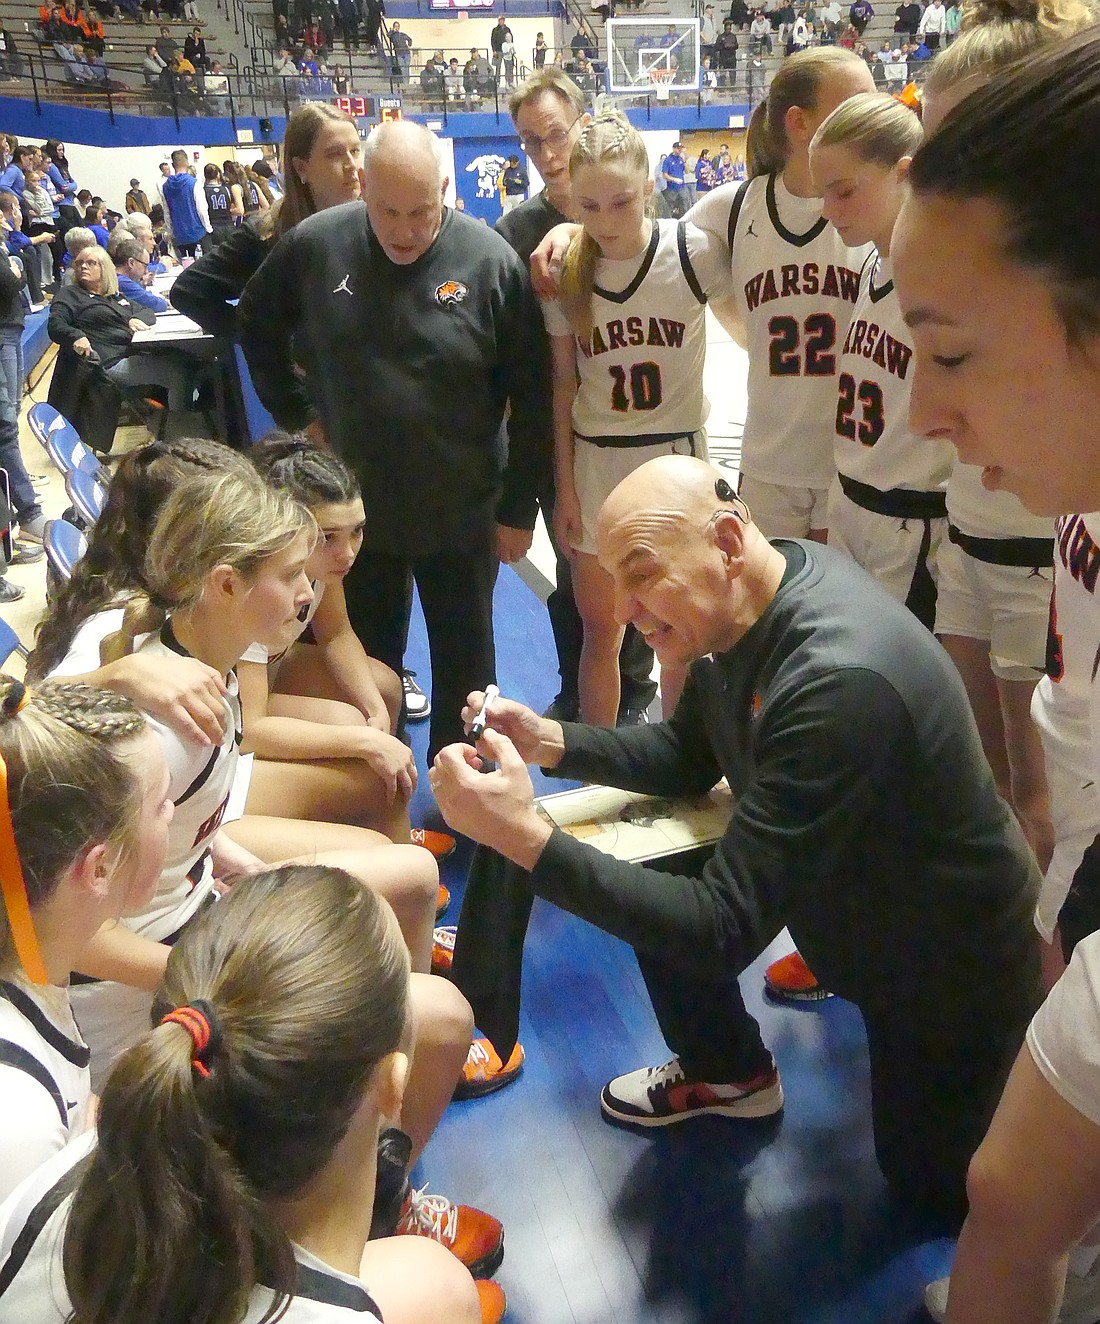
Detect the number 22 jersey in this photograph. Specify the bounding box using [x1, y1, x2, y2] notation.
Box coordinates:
[691, 173, 872, 488]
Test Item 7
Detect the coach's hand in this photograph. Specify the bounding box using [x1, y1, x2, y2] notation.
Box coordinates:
[431, 729, 553, 869]
[460, 690, 565, 768]
[529, 222, 581, 298]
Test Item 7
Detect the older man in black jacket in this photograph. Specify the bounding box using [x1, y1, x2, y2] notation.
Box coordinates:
[240, 121, 551, 757]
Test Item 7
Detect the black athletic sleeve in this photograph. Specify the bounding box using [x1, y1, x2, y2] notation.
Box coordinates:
[1059, 833, 1100, 962]
[237, 227, 316, 431]
[530, 667, 916, 979]
[169, 222, 269, 338]
[493, 259, 552, 531]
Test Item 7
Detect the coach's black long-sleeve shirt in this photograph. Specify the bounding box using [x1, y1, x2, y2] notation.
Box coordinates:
[169, 219, 269, 339]
[530, 542, 1041, 1020]
[239, 202, 551, 555]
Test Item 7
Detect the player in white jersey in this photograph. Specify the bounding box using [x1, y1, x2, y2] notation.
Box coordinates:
[810, 93, 955, 629]
[547, 108, 733, 725]
[688, 47, 876, 540]
[0, 869, 489, 1324]
[0, 678, 171, 1203]
[1030, 514, 1100, 986]
[895, 31, 1100, 1324]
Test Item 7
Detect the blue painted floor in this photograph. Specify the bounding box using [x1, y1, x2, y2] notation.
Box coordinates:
[403, 565, 952, 1324]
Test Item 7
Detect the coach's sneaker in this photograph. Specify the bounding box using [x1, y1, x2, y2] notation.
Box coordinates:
[600, 1055, 783, 1127]
[402, 669, 431, 721]
[435, 883, 451, 921]
[764, 950, 833, 1003]
[476, 1279, 507, 1324]
[397, 1184, 505, 1279]
[412, 827, 457, 861]
[453, 1037, 525, 1100]
[431, 925, 456, 976]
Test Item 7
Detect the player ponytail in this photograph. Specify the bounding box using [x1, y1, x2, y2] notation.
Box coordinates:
[0, 676, 146, 977]
[559, 108, 650, 340]
[250, 431, 361, 507]
[811, 92, 922, 166]
[746, 47, 870, 177]
[100, 467, 315, 663]
[63, 864, 411, 1324]
[910, 28, 1100, 346]
[29, 438, 251, 682]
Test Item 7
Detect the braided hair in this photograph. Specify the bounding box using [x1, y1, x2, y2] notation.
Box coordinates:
[29, 439, 252, 682]
[249, 432, 360, 508]
[0, 675, 146, 973]
[559, 107, 651, 340]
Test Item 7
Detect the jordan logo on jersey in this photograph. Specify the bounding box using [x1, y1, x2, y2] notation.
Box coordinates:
[333, 274, 353, 296]
[744, 262, 861, 312]
[1056, 514, 1100, 595]
[578, 316, 686, 359]
[841, 319, 913, 380]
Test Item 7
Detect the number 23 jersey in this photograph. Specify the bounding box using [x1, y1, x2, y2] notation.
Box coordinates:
[691, 173, 872, 488]
[542, 218, 732, 444]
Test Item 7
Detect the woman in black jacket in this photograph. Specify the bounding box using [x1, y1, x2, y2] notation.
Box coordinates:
[171, 102, 361, 338]
[47, 244, 193, 409]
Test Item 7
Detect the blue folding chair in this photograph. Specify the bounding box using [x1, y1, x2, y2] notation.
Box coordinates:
[27, 402, 109, 485]
[44, 518, 88, 603]
[64, 466, 108, 529]
[0, 617, 28, 667]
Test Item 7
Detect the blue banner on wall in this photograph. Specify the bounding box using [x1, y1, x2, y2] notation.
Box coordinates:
[451, 134, 523, 225]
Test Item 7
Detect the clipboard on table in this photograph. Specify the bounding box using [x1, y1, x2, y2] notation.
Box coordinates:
[535, 782, 733, 864]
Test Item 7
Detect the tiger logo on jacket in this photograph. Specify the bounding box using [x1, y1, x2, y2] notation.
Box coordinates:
[435, 280, 469, 307]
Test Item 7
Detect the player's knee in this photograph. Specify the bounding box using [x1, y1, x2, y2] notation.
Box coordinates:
[413, 972, 475, 1052]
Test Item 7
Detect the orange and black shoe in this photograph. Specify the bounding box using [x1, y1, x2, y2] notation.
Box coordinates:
[397, 1184, 505, 1279]
[412, 827, 457, 861]
[431, 925, 456, 976]
[764, 950, 833, 1003]
[453, 1037, 524, 1101]
[435, 883, 450, 922]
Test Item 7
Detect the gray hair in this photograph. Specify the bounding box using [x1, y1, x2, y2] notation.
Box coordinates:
[361, 121, 444, 184]
[123, 211, 153, 235]
[108, 232, 146, 266]
[64, 225, 96, 256]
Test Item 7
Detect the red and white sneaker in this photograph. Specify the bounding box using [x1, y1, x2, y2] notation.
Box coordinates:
[431, 925, 456, 976]
[764, 950, 833, 1003]
[453, 1037, 524, 1101]
[396, 1184, 504, 1279]
[600, 1056, 783, 1127]
[412, 828, 457, 861]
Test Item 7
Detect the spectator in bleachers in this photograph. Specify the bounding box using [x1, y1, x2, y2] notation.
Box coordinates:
[204, 58, 230, 113]
[0, 20, 24, 80]
[183, 25, 209, 68]
[22, 170, 56, 288]
[441, 56, 460, 101]
[109, 231, 168, 312]
[919, 0, 947, 45]
[945, 0, 962, 39]
[715, 18, 740, 78]
[300, 19, 327, 58]
[850, 0, 874, 32]
[750, 10, 773, 52]
[39, 0, 65, 42]
[729, 0, 751, 24]
[84, 202, 110, 247]
[335, 0, 358, 51]
[419, 55, 445, 110]
[389, 21, 411, 79]
[78, 10, 105, 55]
[273, 44, 298, 80]
[142, 41, 167, 81]
[58, 1, 83, 43]
[0, 190, 47, 307]
[894, 0, 920, 32]
[155, 23, 178, 61]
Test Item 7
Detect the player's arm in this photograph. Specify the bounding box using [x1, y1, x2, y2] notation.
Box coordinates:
[549, 328, 581, 557]
[309, 580, 391, 729]
[685, 218, 747, 345]
[237, 230, 316, 430]
[685, 183, 747, 344]
[75, 921, 170, 992]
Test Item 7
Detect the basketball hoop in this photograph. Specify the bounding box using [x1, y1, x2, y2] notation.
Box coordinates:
[647, 66, 675, 99]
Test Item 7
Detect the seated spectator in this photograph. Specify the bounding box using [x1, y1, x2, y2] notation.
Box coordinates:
[46, 244, 195, 412]
[78, 10, 105, 55]
[0, 19, 25, 79]
[444, 56, 462, 101]
[183, 25, 208, 66]
[204, 58, 230, 113]
[750, 10, 773, 51]
[60, 222, 94, 273]
[272, 44, 298, 78]
[84, 202, 110, 247]
[108, 231, 168, 312]
[849, 0, 874, 32]
[154, 23, 178, 62]
[419, 56, 445, 108]
[300, 18, 326, 58]
[39, 0, 64, 42]
[142, 41, 167, 82]
[819, 0, 843, 34]
[332, 60, 348, 94]
[298, 43, 319, 76]
[21, 169, 56, 287]
[57, 0, 83, 42]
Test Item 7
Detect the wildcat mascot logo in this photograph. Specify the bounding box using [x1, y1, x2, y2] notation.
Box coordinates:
[435, 280, 469, 307]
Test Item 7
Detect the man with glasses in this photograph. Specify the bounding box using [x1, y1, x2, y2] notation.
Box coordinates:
[498, 69, 658, 728]
[432, 453, 1044, 1230]
[108, 232, 168, 313]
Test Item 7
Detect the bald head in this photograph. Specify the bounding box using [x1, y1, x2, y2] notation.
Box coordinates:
[596, 456, 783, 667]
[362, 120, 444, 186]
[361, 121, 449, 266]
